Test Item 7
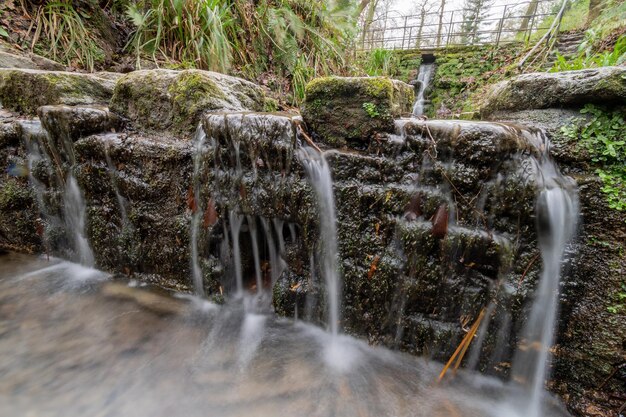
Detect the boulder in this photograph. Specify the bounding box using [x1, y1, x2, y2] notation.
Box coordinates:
[0, 69, 117, 114]
[480, 66, 626, 117]
[301, 76, 414, 148]
[109, 69, 269, 137]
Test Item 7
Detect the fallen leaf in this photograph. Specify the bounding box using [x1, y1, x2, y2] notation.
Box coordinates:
[367, 255, 380, 279]
[203, 198, 217, 228]
[186, 186, 197, 213]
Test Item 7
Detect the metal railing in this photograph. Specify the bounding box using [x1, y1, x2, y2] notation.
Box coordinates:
[359, 0, 561, 51]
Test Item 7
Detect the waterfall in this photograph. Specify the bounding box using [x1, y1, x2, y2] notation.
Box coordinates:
[509, 140, 579, 417]
[63, 174, 95, 267]
[297, 147, 341, 337]
[190, 125, 207, 296]
[104, 144, 129, 227]
[412, 62, 435, 117]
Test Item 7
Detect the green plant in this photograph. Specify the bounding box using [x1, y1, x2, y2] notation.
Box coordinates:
[363, 49, 399, 76]
[550, 34, 626, 71]
[362, 102, 379, 118]
[126, 0, 233, 72]
[607, 283, 626, 313]
[30, 0, 105, 71]
[561, 104, 626, 211]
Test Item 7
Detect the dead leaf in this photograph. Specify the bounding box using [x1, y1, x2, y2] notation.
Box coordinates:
[186, 186, 197, 213]
[431, 204, 448, 238]
[367, 255, 380, 280]
[203, 198, 217, 228]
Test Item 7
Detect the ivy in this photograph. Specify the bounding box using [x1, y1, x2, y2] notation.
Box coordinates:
[561, 104, 626, 211]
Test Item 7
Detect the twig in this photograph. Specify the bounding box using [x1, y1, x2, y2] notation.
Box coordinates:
[438, 308, 486, 382]
[517, 253, 540, 289]
[296, 124, 322, 154]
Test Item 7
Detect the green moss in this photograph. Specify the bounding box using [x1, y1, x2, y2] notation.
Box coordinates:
[0, 178, 32, 210]
[0, 70, 112, 115]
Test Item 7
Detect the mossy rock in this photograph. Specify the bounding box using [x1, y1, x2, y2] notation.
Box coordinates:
[480, 66, 626, 117]
[301, 76, 414, 148]
[110, 69, 268, 137]
[0, 69, 117, 115]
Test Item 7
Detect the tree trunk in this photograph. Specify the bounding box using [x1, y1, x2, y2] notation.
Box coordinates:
[518, 0, 539, 35]
[436, 0, 446, 47]
[586, 0, 604, 26]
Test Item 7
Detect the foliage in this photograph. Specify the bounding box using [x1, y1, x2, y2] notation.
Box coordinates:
[363, 49, 399, 76]
[126, 0, 233, 72]
[607, 283, 626, 314]
[125, 0, 356, 105]
[31, 0, 105, 71]
[587, 0, 626, 37]
[460, 0, 494, 44]
[550, 34, 626, 71]
[561, 104, 626, 211]
[362, 102, 380, 118]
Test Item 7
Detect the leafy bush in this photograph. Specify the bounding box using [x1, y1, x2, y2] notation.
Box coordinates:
[561, 104, 626, 211]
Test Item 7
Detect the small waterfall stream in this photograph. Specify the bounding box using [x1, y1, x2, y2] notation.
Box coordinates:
[412, 62, 435, 117]
[509, 145, 578, 417]
[297, 147, 341, 337]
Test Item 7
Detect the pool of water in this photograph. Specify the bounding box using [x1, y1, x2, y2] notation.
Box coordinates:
[0, 252, 570, 417]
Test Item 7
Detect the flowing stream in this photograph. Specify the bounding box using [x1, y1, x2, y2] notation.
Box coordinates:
[412, 62, 435, 117]
[2, 113, 579, 417]
[297, 147, 342, 337]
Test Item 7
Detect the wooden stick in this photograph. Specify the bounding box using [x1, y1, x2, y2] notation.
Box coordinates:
[296, 124, 322, 154]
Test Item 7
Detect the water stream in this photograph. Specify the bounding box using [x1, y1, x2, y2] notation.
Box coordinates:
[508, 147, 578, 417]
[5, 111, 580, 417]
[412, 62, 435, 117]
[297, 147, 342, 337]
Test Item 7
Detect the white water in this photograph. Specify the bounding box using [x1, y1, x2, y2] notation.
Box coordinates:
[63, 175, 95, 267]
[508, 150, 578, 417]
[297, 148, 341, 337]
[190, 126, 207, 296]
[412, 63, 435, 117]
[104, 144, 129, 227]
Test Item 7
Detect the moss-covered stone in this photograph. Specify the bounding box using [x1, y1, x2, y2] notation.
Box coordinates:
[480, 66, 626, 117]
[110, 69, 268, 137]
[0, 69, 117, 115]
[301, 76, 414, 148]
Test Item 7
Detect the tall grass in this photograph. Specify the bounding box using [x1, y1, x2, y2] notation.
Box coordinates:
[363, 49, 399, 76]
[31, 0, 105, 71]
[125, 0, 356, 104]
[126, 0, 233, 72]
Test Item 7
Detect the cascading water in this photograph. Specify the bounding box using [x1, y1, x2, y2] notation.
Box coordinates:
[190, 125, 207, 296]
[297, 147, 341, 337]
[62, 174, 95, 267]
[412, 62, 435, 117]
[507, 144, 578, 417]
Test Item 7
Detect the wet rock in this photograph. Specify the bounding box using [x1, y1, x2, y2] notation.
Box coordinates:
[480, 66, 626, 117]
[301, 76, 414, 148]
[0, 69, 117, 114]
[39, 105, 121, 139]
[110, 69, 269, 137]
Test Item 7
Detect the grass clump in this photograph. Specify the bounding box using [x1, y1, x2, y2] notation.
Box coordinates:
[31, 0, 105, 71]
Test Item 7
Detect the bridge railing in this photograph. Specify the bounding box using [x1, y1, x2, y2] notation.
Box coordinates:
[359, 0, 561, 51]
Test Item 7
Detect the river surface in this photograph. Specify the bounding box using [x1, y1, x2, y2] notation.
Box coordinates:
[0, 252, 570, 417]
